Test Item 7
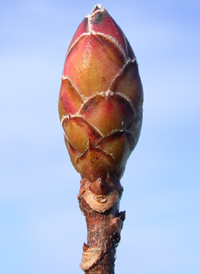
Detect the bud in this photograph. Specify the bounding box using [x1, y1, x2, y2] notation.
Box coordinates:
[58, 5, 143, 182]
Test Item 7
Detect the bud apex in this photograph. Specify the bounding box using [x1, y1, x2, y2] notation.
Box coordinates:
[59, 5, 143, 182]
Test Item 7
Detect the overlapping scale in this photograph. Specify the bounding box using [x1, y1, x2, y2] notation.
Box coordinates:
[63, 34, 125, 98]
[63, 116, 102, 153]
[79, 93, 134, 136]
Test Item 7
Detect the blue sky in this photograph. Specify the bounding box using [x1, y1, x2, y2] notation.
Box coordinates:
[0, 0, 200, 273]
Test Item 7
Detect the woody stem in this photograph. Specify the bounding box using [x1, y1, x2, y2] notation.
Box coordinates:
[78, 176, 125, 274]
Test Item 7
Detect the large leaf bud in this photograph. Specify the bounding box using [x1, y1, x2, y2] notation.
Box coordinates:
[58, 5, 143, 182]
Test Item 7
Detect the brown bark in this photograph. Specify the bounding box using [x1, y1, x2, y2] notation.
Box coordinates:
[78, 175, 125, 274]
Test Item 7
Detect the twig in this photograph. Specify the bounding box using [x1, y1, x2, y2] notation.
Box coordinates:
[78, 175, 125, 273]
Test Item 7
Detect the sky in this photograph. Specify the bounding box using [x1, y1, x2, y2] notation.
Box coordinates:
[0, 0, 200, 273]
